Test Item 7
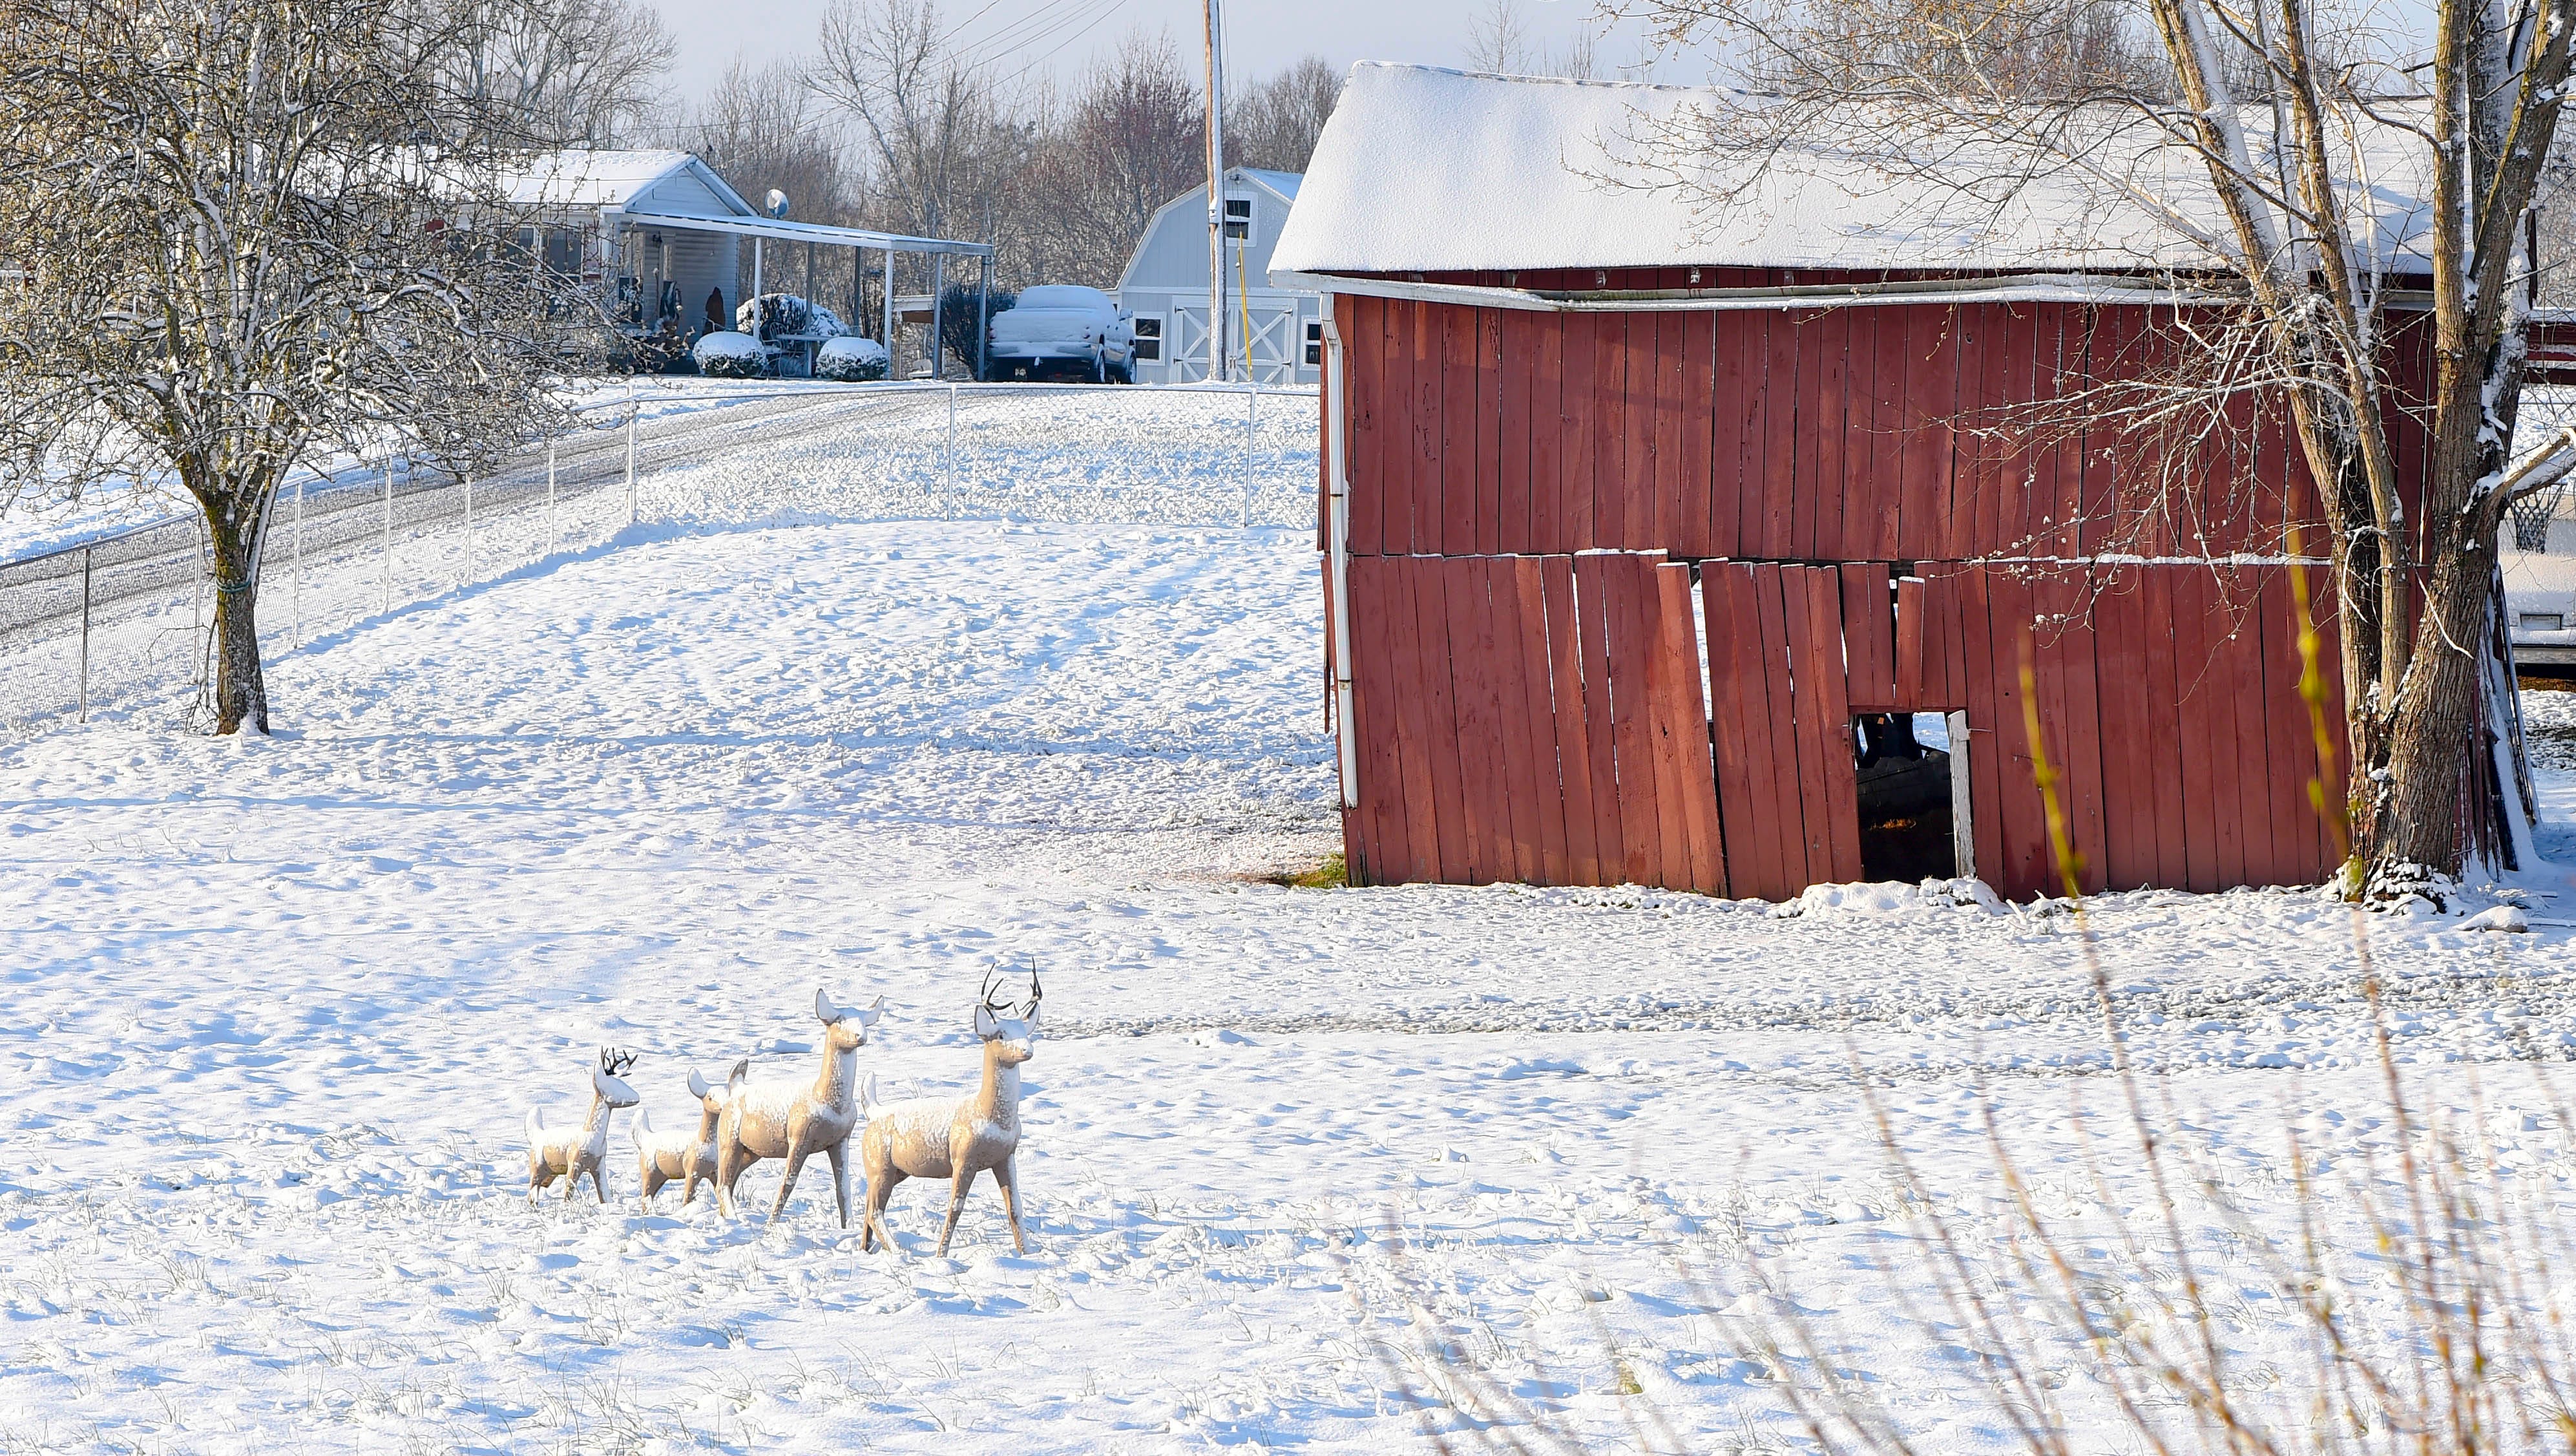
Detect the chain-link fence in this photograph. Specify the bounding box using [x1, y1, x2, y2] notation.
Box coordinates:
[0, 381, 1318, 738]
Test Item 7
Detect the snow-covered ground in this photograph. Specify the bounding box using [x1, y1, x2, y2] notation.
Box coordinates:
[4, 429, 2575, 1451]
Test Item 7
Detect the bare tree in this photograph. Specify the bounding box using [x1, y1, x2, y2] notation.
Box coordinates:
[0, 0, 572, 735]
[672, 59, 862, 226]
[1013, 31, 1206, 286]
[1610, 0, 2573, 887]
[1465, 0, 1599, 78]
[441, 0, 678, 145]
[1230, 56, 1345, 173]
[808, 0, 1032, 244]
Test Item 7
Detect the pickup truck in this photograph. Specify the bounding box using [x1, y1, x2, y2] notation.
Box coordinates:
[985, 285, 1136, 383]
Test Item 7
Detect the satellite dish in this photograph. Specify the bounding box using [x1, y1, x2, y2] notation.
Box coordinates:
[765, 189, 790, 219]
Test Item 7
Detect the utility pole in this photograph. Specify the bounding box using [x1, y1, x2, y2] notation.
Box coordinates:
[1202, 0, 1227, 383]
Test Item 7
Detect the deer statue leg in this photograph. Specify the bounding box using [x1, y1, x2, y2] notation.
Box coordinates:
[769, 1135, 811, 1224]
[863, 1170, 899, 1253]
[826, 1142, 852, 1230]
[993, 1157, 1027, 1254]
[716, 1140, 746, 1218]
[682, 1166, 702, 1208]
[936, 1165, 972, 1256]
[590, 1161, 608, 1204]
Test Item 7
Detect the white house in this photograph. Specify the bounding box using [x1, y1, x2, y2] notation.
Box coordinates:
[492, 149, 993, 374]
[1115, 167, 1319, 385]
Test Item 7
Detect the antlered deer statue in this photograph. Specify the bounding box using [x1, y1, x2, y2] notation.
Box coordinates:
[631, 1062, 742, 1210]
[860, 967, 1041, 1256]
[716, 988, 886, 1226]
[526, 1047, 641, 1203]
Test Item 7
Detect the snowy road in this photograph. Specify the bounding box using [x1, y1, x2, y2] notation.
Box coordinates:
[3, 488, 2573, 1450]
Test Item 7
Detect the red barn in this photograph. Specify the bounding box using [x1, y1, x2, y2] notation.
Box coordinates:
[1272, 64, 2535, 902]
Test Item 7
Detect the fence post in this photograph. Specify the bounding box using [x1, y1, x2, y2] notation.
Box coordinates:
[946, 381, 958, 500]
[191, 524, 205, 691]
[625, 383, 638, 527]
[292, 477, 304, 649]
[382, 459, 394, 613]
[462, 475, 473, 588]
[77, 546, 90, 723]
[1241, 383, 1257, 528]
[547, 439, 558, 553]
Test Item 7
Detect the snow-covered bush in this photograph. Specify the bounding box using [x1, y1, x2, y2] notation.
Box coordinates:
[815, 335, 890, 382]
[735, 293, 852, 345]
[693, 330, 767, 379]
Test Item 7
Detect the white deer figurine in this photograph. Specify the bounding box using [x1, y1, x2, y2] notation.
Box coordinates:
[715, 988, 886, 1226]
[859, 967, 1041, 1256]
[631, 1062, 742, 1210]
[525, 1047, 640, 1204]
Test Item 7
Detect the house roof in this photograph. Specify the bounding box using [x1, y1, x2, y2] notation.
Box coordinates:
[1114, 167, 1306, 293]
[495, 149, 752, 213]
[1270, 63, 2436, 278]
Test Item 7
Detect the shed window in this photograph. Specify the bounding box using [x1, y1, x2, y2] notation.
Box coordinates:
[1223, 195, 1252, 241]
[1133, 313, 1163, 361]
[1304, 318, 1323, 366]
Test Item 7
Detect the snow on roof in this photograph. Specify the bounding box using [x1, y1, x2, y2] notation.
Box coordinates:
[1238, 169, 1301, 202]
[494, 149, 717, 210]
[1272, 63, 2434, 277]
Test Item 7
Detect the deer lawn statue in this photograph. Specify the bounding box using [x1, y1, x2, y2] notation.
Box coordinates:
[859, 967, 1042, 1256]
[526, 1047, 640, 1203]
[715, 988, 886, 1226]
[631, 1062, 742, 1210]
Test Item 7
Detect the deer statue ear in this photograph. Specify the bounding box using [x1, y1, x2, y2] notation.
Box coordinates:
[815, 987, 841, 1024]
[726, 1059, 749, 1093]
[859, 995, 886, 1027]
[687, 1069, 711, 1099]
[974, 1004, 1000, 1041]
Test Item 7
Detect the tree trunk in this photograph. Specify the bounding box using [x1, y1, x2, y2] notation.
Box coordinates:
[2371, 542, 2493, 877]
[205, 497, 270, 737]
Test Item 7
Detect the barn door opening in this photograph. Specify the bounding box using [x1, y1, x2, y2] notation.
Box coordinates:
[1853, 712, 1960, 881]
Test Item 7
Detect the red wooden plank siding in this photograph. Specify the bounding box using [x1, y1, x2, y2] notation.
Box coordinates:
[1659, 562, 1728, 894]
[1573, 554, 1627, 874]
[1594, 314, 1630, 551]
[2258, 572, 2318, 884]
[1562, 313, 1598, 550]
[1542, 558, 1602, 881]
[1604, 554, 1666, 885]
[1512, 558, 1573, 883]
[1811, 566, 1866, 881]
[1984, 573, 2049, 898]
[1528, 313, 1562, 555]
[1476, 311, 1505, 556]
[1841, 563, 1896, 710]
[1345, 295, 1384, 556]
[2224, 576, 2282, 885]
[1894, 573, 1927, 708]
[1702, 565, 1765, 898]
[1441, 308, 1477, 555]
[1498, 311, 1533, 554]
[1343, 558, 1399, 883]
[1911, 304, 1962, 562]
[1759, 313, 1801, 558]
[2046, 574, 2110, 893]
[1750, 567, 1812, 888]
[2171, 570, 2222, 892]
[1634, 558, 1691, 882]
[1385, 560, 1446, 880]
[1403, 557, 1469, 881]
[1487, 556, 1545, 880]
[2138, 565, 2190, 888]
[2091, 568, 2154, 889]
[1463, 556, 1522, 881]
[1956, 569, 2008, 886]
[1680, 313, 1717, 559]
[1800, 307, 1848, 560]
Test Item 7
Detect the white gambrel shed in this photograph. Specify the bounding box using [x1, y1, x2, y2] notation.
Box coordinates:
[1115, 167, 1319, 385]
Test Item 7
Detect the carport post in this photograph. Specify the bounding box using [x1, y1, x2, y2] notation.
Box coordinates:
[930, 253, 946, 381]
[752, 237, 763, 302]
[976, 255, 991, 382]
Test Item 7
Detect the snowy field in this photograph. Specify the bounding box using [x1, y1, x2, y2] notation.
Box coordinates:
[4, 414, 2576, 1451]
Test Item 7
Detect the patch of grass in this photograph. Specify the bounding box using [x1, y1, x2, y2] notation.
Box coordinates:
[1248, 851, 1346, 889]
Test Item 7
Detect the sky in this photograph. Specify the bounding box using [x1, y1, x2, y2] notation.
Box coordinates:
[650, 0, 1663, 105]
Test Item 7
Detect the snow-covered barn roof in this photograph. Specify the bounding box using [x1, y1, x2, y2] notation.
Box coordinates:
[1271, 63, 2435, 279]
